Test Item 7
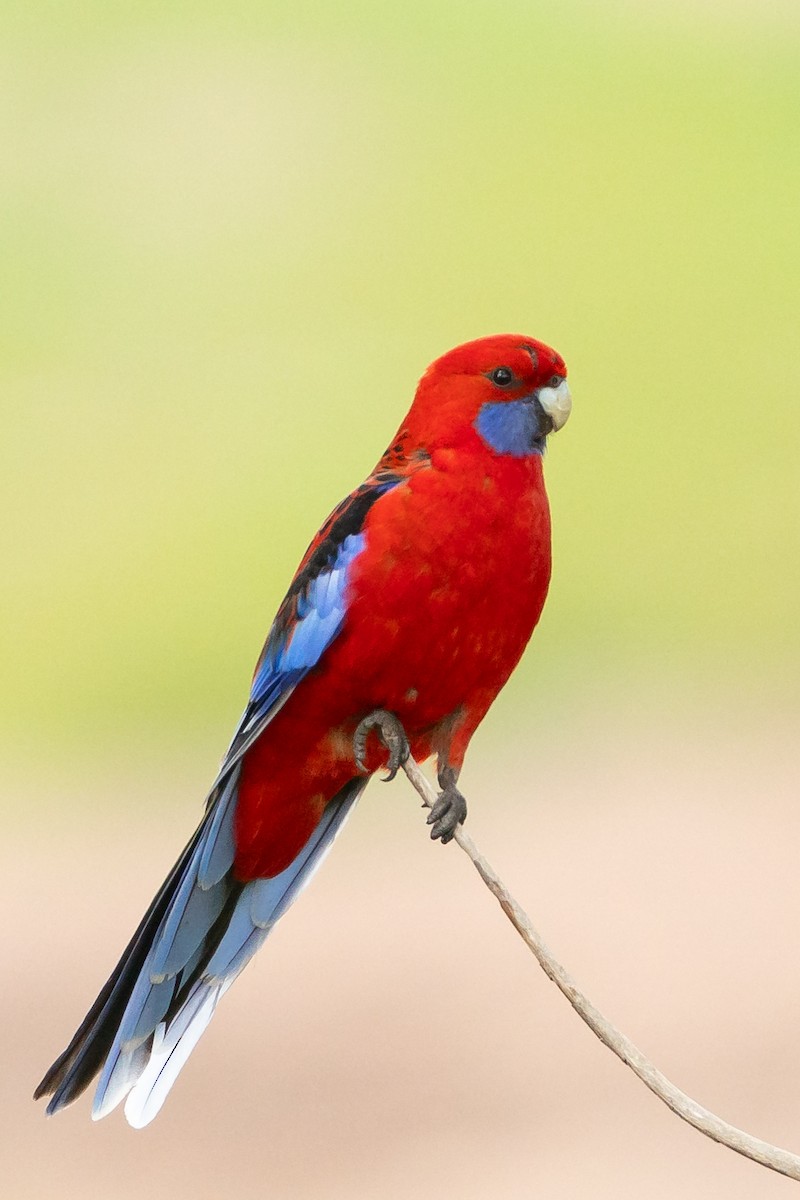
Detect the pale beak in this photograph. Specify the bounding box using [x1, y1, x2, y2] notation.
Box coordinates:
[536, 379, 572, 432]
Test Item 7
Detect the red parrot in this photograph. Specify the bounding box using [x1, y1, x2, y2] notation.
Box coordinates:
[36, 333, 571, 1126]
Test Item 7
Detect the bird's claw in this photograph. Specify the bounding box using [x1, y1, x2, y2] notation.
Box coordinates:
[353, 709, 410, 780]
[426, 784, 467, 844]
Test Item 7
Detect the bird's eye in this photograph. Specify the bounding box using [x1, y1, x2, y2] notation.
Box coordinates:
[490, 367, 514, 387]
[549, 374, 562, 388]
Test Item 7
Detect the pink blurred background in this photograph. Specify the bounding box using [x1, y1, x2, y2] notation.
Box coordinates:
[9, 703, 800, 1197]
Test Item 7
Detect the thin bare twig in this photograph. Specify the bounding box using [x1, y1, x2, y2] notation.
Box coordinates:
[402, 752, 800, 1183]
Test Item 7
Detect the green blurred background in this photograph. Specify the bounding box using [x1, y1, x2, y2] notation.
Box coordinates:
[3, 4, 800, 1198]
[4, 0, 798, 776]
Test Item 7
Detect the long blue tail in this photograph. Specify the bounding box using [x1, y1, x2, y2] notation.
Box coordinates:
[35, 773, 365, 1126]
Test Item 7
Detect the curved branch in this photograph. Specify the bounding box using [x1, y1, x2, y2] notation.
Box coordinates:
[401, 752, 800, 1184]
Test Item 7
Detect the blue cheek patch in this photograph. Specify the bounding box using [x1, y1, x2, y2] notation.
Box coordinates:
[475, 400, 541, 457]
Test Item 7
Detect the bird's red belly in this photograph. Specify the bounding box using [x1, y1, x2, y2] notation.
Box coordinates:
[343, 456, 551, 728]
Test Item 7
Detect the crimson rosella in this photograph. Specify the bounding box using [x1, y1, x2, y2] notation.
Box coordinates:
[36, 333, 571, 1126]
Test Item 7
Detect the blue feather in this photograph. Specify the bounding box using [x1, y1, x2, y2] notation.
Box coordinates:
[147, 844, 205, 984]
[91, 1041, 150, 1122]
[197, 768, 239, 891]
[151, 878, 228, 982]
[123, 985, 226, 1129]
[126, 977, 175, 1048]
[250, 531, 365, 702]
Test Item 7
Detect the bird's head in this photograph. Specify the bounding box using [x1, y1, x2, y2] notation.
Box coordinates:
[403, 334, 571, 459]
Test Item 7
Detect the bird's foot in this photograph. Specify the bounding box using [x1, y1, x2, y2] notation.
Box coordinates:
[353, 709, 410, 781]
[427, 766, 467, 844]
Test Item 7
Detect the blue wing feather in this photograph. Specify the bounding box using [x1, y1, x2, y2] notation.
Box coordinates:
[217, 474, 402, 775]
[196, 771, 238, 891]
